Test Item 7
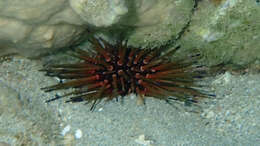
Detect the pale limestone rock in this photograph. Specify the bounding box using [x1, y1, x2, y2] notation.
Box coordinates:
[0, 17, 31, 43]
[0, 0, 86, 57]
[69, 0, 128, 27]
[0, 0, 193, 57]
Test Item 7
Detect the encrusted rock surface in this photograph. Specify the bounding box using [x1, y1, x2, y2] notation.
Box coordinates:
[179, 0, 260, 66]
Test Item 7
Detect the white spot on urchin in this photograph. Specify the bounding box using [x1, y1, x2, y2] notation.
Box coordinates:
[75, 129, 83, 139]
[61, 125, 71, 136]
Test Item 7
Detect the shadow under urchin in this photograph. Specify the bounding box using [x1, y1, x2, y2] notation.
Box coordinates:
[40, 35, 214, 111]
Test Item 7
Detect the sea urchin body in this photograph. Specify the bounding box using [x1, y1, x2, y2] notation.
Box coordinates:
[41, 36, 212, 110]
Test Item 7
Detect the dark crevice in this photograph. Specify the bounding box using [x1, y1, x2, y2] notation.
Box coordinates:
[158, 0, 200, 54]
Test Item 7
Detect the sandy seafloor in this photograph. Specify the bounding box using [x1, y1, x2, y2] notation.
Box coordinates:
[0, 55, 259, 146]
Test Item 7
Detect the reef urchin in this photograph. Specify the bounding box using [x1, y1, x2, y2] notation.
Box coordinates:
[41, 36, 213, 110]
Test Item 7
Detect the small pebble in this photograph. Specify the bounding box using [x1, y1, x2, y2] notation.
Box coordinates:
[75, 129, 83, 139]
[98, 107, 103, 112]
[135, 134, 153, 146]
[206, 111, 215, 119]
[61, 125, 71, 136]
